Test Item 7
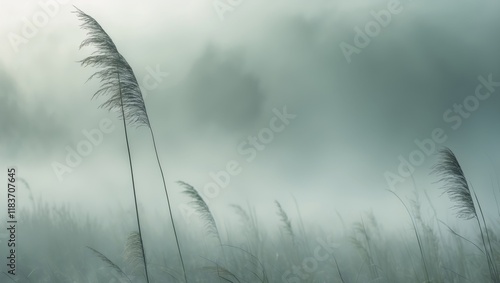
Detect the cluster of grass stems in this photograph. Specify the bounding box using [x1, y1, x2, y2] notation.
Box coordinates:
[4, 149, 500, 282]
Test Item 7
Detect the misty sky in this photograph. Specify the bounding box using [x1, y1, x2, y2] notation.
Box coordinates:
[2, 0, 500, 231]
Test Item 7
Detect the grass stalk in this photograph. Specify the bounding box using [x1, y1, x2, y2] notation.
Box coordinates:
[388, 190, 431, 283]
[118, 78, 150, 282]
[75, 8, 187, 281]
[149, 127, 188, 283]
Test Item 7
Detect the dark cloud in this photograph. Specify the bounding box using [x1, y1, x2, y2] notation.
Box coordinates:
[181, 46, 265, 131]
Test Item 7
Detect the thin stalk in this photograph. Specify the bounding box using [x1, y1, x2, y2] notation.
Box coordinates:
[119, 74, 150, 283]
[388, 190, 430, 283]
[473, 189, 499, 282]
[331, 252, 346, 283]
[438, 219, 484, 254]
[291, 195, 306, 240]
[149, 127, 188, 283]
[473, 211, 495, 282]
[360, 217, 377, 279]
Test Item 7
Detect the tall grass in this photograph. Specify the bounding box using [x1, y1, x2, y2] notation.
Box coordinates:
[74, 8, 187, 283]
[75, 8, 150, 282]
[433, 147, 499, 282]
[178, 181, 222, 246]
[86, 246, 132, 283]
[275, 201, 294, 241]
[388, 190, 431, 282]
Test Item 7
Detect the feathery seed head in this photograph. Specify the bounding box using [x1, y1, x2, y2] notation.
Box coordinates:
[75, 7, 150, 128]
[432, 147, 476, 220]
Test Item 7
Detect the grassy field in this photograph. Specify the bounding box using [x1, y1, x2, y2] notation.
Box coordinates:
[3, 154, 500, 283]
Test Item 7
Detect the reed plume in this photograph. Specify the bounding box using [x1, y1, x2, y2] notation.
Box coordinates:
[124, 231, 147, 275]
[432, 147, 475, 219]
[87, 246, 132, 283]
[433, 147, 499, 282]
[230, 204, 258, 239]
[75, 7, 187, 282]
[178, 181, 222, 244]
[75, 9, 149, 128]
[275, 201, 294, 240]
[179, 181, 231, 270]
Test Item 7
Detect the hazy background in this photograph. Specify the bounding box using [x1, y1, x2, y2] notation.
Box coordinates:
[2, 0, 500, 235]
